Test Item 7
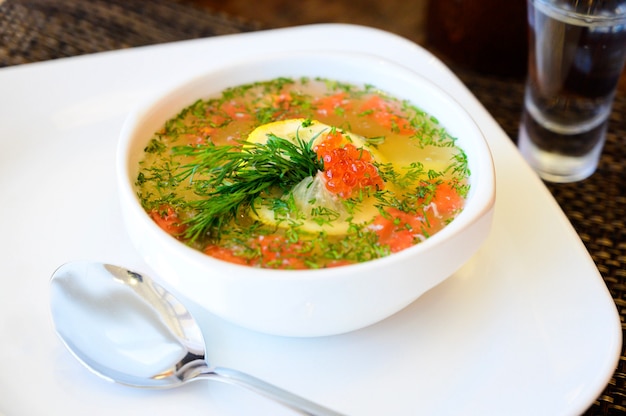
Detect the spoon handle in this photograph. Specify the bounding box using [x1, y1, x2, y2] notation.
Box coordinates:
[202, 366, 346, 416]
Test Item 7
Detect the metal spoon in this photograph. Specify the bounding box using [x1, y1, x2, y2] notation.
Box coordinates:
[50, 261, 344, 416]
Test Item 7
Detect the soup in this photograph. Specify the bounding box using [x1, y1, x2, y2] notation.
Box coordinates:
[136, 77, 470, 269]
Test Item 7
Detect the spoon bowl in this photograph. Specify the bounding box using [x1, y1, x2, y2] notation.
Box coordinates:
[50, 261, 343, 415]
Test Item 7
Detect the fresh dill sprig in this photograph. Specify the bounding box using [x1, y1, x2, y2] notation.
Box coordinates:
[172, 131, 324, 242]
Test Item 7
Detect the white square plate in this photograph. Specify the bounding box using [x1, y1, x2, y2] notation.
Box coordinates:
[0, 24, 620, 415]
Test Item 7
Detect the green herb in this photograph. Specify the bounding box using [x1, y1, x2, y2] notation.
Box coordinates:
[135, 77, 471, 268]
[172, 127, 324, 242]
[448, 150, 470, 177]
[144, 138, 166, 154]
[366, 136, 386, 146]
[376, 161, 428, 189]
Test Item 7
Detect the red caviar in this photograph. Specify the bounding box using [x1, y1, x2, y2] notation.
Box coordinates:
[314, 131, 384, 198]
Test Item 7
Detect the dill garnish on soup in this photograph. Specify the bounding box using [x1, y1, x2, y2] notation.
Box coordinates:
[136, 77, 470, 269]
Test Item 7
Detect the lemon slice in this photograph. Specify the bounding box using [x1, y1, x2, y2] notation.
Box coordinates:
[246, 119, 386, 161]
[246, 118, 329, 147]
[248, 119, 384, 235]
[253, 172, 381, 235]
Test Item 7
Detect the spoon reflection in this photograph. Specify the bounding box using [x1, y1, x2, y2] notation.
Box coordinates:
[50, 261, 344, 416]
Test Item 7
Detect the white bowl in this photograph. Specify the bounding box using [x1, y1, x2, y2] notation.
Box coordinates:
[117, 51, 495, 337]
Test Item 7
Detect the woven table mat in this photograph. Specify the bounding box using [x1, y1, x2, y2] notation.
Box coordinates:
[0, 0, 261, 66]
[1, 0, 625, 414]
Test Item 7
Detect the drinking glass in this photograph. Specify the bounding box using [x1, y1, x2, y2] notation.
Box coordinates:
[518, 0, 626, 183]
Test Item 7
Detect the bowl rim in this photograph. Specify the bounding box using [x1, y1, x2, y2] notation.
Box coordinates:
[117, 50, 496, 281]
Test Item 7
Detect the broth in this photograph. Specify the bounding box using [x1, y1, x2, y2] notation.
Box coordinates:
[136, 77, 469, 269]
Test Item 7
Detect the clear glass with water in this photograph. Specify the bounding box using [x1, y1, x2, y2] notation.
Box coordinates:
[518, 0, 626, 182]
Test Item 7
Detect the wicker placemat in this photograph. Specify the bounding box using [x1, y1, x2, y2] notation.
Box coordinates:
[0, 0, 261, 66]
[1, 0, 624, 414]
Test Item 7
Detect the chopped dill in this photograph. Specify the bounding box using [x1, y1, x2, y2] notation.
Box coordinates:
[135, 76, 471, 269]
[172, 129, 324, 242]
